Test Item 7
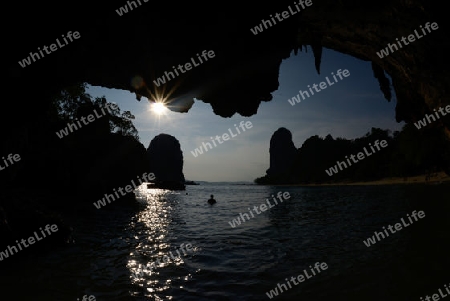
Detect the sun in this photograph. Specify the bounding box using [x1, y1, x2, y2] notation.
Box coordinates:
[151, 102, 167, 115]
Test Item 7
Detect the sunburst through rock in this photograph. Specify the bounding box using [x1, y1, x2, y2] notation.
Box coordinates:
[151, 102, 168, 115]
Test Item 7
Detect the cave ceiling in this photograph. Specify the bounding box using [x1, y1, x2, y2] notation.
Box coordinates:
[6, 0, 450, 129]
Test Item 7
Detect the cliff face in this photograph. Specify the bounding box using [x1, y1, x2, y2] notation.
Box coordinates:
[266, 128, 298, 177]
[147, 134, 185, 184]
[4, 0, 450, 165]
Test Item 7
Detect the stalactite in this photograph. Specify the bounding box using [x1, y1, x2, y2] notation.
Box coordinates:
[371, 61, 392, 102]
[311, 43, 322, 75]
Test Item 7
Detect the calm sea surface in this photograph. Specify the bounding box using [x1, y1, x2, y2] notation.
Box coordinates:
[1, 183, 449, 300]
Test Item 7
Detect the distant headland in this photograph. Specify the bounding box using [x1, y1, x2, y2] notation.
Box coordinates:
[255, 125, 450, 186]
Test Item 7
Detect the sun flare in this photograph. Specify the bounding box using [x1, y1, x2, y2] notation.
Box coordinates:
[151, 102, 167, 115]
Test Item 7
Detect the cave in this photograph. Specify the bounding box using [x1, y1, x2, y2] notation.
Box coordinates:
[2, 0, 450, 300]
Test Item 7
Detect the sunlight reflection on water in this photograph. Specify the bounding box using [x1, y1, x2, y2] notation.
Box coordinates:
[127, 185, 198, 299]
[2, 184, 449, 300]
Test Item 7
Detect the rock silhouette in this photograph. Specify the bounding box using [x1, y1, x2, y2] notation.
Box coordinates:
[266, 127, 298, 178]
[147, 134, 186, 190]
[256, 125, 449, 185]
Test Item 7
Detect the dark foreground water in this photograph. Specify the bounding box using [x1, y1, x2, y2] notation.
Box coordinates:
[1, 183, 449, 301]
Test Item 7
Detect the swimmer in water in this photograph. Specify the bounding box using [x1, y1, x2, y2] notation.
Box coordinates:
[208, 194, 216, 205]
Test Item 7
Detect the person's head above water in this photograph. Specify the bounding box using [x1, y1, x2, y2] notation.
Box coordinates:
[208, 195, 216, 204]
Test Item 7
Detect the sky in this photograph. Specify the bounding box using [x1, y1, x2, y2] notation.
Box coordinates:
[87, 47, 405, 182]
